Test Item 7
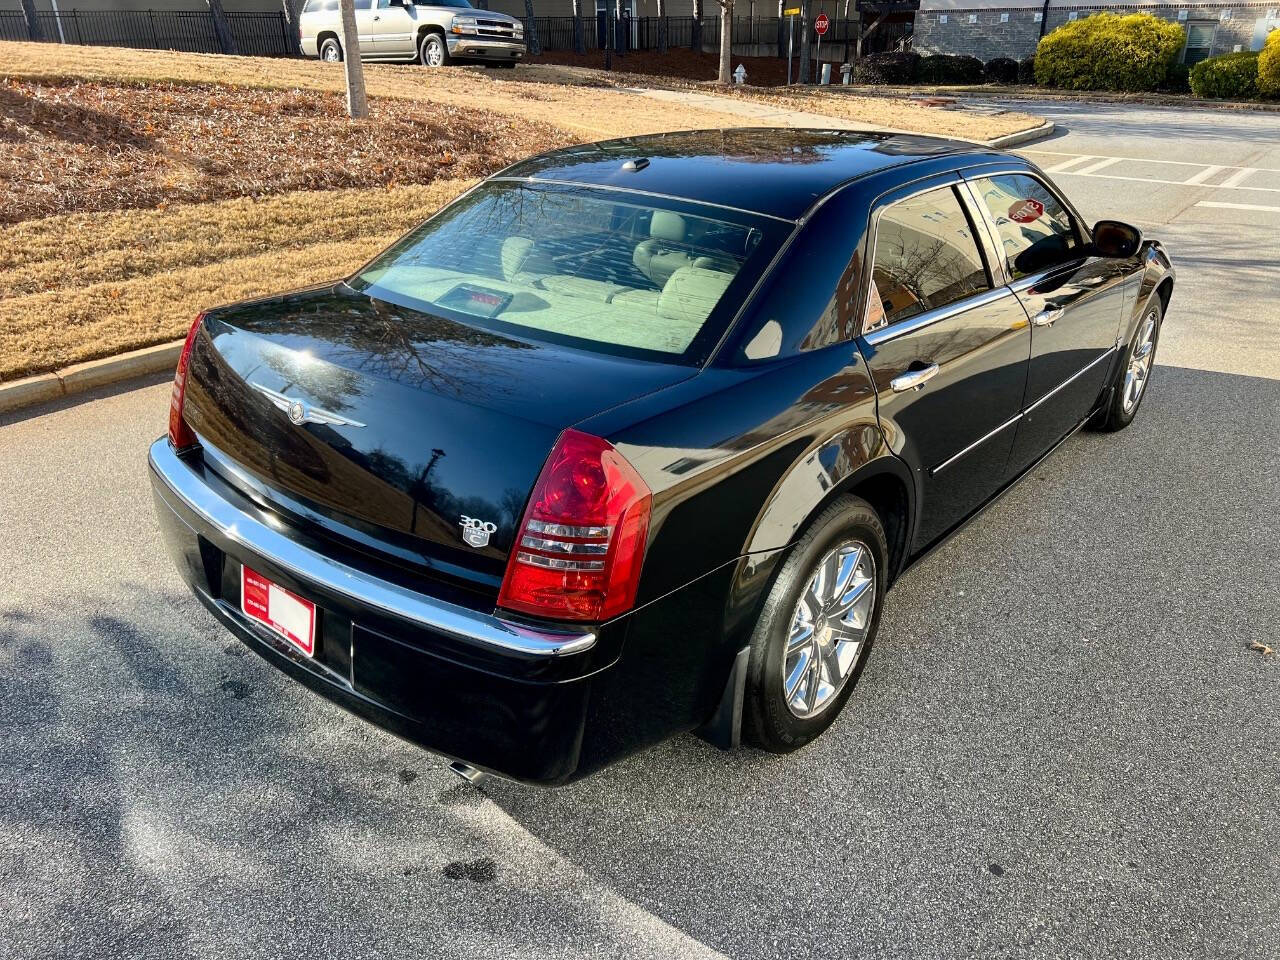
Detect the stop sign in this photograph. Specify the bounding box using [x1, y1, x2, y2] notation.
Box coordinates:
[814, 12, 830, 34]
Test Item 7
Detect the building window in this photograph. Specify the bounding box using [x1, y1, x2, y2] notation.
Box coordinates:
[1000, 12, 1009, 21]
[1068, 11, 1078, 20]
[1033, 11, 1042, 20]
[968, 13, 977, 23]
[939, 14, 948, 23]
[1182, 22, 1216, 64]
[1178, 9, 1188, 19]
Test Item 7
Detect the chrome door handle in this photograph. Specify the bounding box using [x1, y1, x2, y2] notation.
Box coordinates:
[1031, 308, 1064, 327]
[890, 363, 940, 393]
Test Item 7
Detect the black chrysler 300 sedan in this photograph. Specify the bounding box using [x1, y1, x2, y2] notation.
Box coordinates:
[150, 129, 1173, 784]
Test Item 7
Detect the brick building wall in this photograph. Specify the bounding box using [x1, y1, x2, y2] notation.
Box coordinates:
[913, 2, 1279, 61]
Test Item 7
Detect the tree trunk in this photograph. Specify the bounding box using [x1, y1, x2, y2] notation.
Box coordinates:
[691, 0, 702, 51]
[775, 0, 783, 58]
[571, 0, 585, 54]
[280, 0, 303, 55]
[338, 0, 369, 119]
[205, 0, 238, 54]
[796, 0, 813, 83]
[656, 0, 667, 53]
[717, 0, 732, 83]
[523, 0, 541, 55]
[19, 0, 43, 41]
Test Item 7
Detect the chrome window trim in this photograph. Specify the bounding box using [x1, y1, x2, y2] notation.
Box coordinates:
[931, 412, 1023, 476]
[148, 438, 597, 658]
[858, 180, 999, 342]
[862, 285, 1015, 347]
[1025, 341, 1120, 413]
[486, 177, 798, 224]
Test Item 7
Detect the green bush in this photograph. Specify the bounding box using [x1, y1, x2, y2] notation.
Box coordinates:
[1035, 13, 1185, 91]
[1258, 28, 1280, 98]
[1189, 51, 1259, 98]
[918, 54, 984, 84]
[984, 57, 1019, 84]
[1017, 56, 1036, 84]
[853, 51, 920, 85]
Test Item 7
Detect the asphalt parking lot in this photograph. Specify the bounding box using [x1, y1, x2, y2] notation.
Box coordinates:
[2, 99, 1278, 960]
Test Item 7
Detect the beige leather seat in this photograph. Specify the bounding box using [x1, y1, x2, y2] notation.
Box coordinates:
[500, 236, 554, 284]
[633, 211, 696, 288]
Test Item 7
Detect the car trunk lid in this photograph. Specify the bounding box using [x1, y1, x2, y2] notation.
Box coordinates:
[180, 284, 693, 590]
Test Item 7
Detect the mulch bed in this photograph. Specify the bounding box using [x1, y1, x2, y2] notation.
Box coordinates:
[0, 77, 571, 224]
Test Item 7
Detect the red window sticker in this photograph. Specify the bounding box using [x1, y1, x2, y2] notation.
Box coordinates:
[1008, 198, 1045, 223]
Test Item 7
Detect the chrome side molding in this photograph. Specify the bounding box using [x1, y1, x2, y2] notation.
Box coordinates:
[147, 438, 596, 658]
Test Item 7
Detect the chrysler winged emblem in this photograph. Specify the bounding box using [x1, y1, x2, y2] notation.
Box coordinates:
[251, 384, 366, 428]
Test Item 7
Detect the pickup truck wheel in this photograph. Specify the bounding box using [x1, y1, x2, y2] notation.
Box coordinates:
[420, 32, 450, 67]
[742, 496, 887, 754]
[319, 37, 343, 62]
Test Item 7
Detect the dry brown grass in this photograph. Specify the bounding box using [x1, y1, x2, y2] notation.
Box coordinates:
[0, 41, 1046, 382]
[0, 182, 471, 381]
[0, 41, 745, 139]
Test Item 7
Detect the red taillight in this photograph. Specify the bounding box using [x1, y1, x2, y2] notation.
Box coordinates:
[168, 313, 204, 451]
[498, 429, 652, 622]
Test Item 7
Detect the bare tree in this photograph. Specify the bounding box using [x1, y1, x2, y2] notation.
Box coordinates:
[716, 0, 732, 83]
[19, 0, 43, 41]
[280, 0, 303, 56]
[691, 0, 702, 51]
[205, 0, 238, 54]
[656, 0, 667, 53]
[571, 0, 586, 54]
[796, 0, 813, 82]
[338, 0, 369, 118]
[523, 0, 541, 55]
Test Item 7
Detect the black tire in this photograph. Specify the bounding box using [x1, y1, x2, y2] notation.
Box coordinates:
[1089, 296, 1164, 432]
[420, 32, 450, 67]
[742, 495, 889, 754]
[319, 36, 343, 63]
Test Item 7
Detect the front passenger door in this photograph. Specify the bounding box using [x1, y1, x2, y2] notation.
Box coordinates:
[372, 0, 417, 57]
[857, 180, 1032, 552]
[967, 173, 1128, 475]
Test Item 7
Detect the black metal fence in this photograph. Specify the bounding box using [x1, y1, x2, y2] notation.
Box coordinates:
[0, 8, 907, 61]
[0, 9, 296, 56]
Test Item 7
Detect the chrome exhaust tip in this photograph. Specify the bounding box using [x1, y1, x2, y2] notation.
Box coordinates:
[448, 760, 489, 786]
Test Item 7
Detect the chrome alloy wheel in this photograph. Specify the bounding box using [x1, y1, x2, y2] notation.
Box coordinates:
[424, 36, 446, 66]
[782, 540, 876, 720]
[321, 41, 341, 62]
[1123, 309, 1158, 414]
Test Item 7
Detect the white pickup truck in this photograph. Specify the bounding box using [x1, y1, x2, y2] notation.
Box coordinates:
[300, 0, 525, 68]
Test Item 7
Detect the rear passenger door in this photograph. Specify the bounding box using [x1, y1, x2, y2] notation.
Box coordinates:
[857, 177, 1032, 552]
[965, 171, 1128, 475]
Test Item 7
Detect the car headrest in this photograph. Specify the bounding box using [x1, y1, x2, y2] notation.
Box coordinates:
[658, 266, 733, 325]
[649, 210, 686, 243]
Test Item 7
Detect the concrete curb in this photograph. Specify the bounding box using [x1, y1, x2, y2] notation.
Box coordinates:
[0, 340, 183, 416]
[984, 119, 1056, 149]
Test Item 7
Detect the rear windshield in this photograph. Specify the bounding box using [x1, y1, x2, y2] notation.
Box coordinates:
[351, 181, 787, 363]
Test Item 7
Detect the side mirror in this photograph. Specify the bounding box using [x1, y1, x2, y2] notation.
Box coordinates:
[1091, 219, 1142, 259]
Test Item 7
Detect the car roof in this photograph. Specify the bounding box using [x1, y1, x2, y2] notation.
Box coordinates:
[494, 128, 1004, 221]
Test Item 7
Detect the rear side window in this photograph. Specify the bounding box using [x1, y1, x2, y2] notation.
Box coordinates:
[864, 186, 991, 333]
[970, 174, 1081, 279]
[352, 182, 784, 363]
